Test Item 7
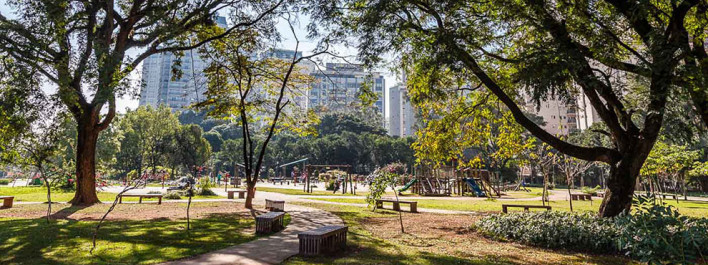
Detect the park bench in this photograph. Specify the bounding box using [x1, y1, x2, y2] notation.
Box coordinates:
[570, 193, 592, 201]
[118, 194, 163, 204]
[298, 225, 348, 256]
[227, 190, 247, 199]
[375, 199, 418, 213]
[657, 193, 678, 200]
[0, 196, 14, 208]
[255, 211, 286, 234]
[265, 199, 285, 212]
[502, 204, 551, 213]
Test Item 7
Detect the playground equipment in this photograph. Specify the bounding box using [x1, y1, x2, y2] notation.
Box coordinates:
[456, 168, 501, 197]
[411, 165, 453, 196]
[463, 178, 486, 197]
[275, 158, 308, 185]
[304, 164, 355, 194]
[397, 179, 417, 194]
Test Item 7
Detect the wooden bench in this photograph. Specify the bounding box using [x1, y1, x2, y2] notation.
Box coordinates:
[298, 225, 348, 256]
[657, 193, 678, 200]
[0, 196, 14, 208]
[227, 190, 247, 199]
[570, 193, 592, 201]
[502, 204, 551, 213]
[255, 211, 285, 234]
[265, 199, 285, 212]
[118, 194, 163, 204]
[375, 199, 418, 213]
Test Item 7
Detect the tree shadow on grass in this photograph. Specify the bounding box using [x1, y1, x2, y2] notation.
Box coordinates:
[0, 213, 256, 265]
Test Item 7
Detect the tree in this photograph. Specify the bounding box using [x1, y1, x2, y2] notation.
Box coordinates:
[118, 105, 180, 178]
[312, 0, 708, 217]
[641, 140, 701, 199]
[0, 0, 287, 205]
[195, 17, 324, 208]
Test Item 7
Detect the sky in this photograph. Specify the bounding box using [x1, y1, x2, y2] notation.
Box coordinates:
[0, 3, 399, 117]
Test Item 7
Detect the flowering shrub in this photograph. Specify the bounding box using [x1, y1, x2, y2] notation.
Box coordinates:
[476, 197, 708, 263]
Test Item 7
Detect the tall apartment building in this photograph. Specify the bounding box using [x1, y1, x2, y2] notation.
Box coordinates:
[139, 16, 227, 109]
[308, 63, 385, 118]
[525, 95, 600, 136]
[387, 85, 417, 137]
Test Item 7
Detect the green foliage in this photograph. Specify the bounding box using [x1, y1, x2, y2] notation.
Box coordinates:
[477, 196, 708, 263]
[0, 179, 9, 185]
[197, 177, 216, 196]
[365, 163, 406, 210]
[581, 185, 602, 196]
[476, 211, 619, 253]
[615, 196, 708, 264]
[325, 180, 336, 191]
[164, 191, 182, 200]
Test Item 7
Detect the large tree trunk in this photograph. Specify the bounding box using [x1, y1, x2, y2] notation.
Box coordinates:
[69, 115, 101, 205]
[245, 180, 256, 209]
[598, 156, 645, 217]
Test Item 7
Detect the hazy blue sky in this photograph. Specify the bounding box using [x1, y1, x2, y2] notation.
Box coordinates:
[0, 3, 398, 116]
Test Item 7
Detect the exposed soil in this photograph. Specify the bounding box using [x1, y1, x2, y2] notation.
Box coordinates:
[361, 212, 635, 265]
[0, 201, 254, 221]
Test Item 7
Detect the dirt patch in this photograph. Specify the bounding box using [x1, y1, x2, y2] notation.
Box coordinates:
[1, 201, 254, 221]
[361, 212, 634, 265]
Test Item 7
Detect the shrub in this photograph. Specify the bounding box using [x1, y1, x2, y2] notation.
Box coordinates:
[325, 180, 336, 191]
[197, 177, 216, 196]
[0, 179, 9, 185]
[475, 211, 618, 253]
[581, 185, 602, 196]
[164, 191, 182, 200]
[476, 196, 708, 263]
[614, 196, 708, 264]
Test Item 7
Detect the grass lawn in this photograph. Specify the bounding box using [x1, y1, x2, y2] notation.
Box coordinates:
[0, 202, 258, 265]
[285, 202, 633, 265]
[308, 197, 708, 217]
[0, 186, 222, 203]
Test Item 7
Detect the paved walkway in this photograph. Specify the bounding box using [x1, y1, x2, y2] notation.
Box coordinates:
[161, 202, 344, 265]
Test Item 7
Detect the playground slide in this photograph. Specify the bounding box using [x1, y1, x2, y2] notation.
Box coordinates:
[464, 178, 486, 197]
[397, 179, 417, 193]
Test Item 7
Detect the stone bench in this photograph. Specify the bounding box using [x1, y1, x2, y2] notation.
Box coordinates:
[255, 211, 285, 234]
[118, 194, 163, 204]
[0, 196, 14, 208]
[375, 199, 418, 213]
[265, 199, 285, 212]
[570, 193, 592, 201]
[502, 204, 552, 213]
[298, 225, 348, 256]
[227, 190, 247, 199]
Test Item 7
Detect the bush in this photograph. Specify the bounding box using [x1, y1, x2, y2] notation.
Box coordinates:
[164, 191, 182, 200]
[476, 196, 708, 263]
[197, 177, 216, 196]
[614, 196, 708, 264]
[325, 180, 336, 191]
[581, 185, 602, 196]
[147, 191, 162, 195]
[475, 211, 618, 253]
[0, 179, 9, 185]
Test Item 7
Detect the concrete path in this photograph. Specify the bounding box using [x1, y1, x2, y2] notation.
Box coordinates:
[161, 202, 344, 265]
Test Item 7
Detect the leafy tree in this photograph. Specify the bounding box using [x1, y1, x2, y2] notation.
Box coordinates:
[117, 105, 180, 178]
[194, 17, 324, 208]
[0, 0, 287, 205]
[312, 0, 708, 217]
[641, 140, 701, 199]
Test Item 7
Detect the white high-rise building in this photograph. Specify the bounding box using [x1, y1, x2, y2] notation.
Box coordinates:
[308, 63, 386, 119]
[139, 16, 227, 110]
[387, 85, 417, 137]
